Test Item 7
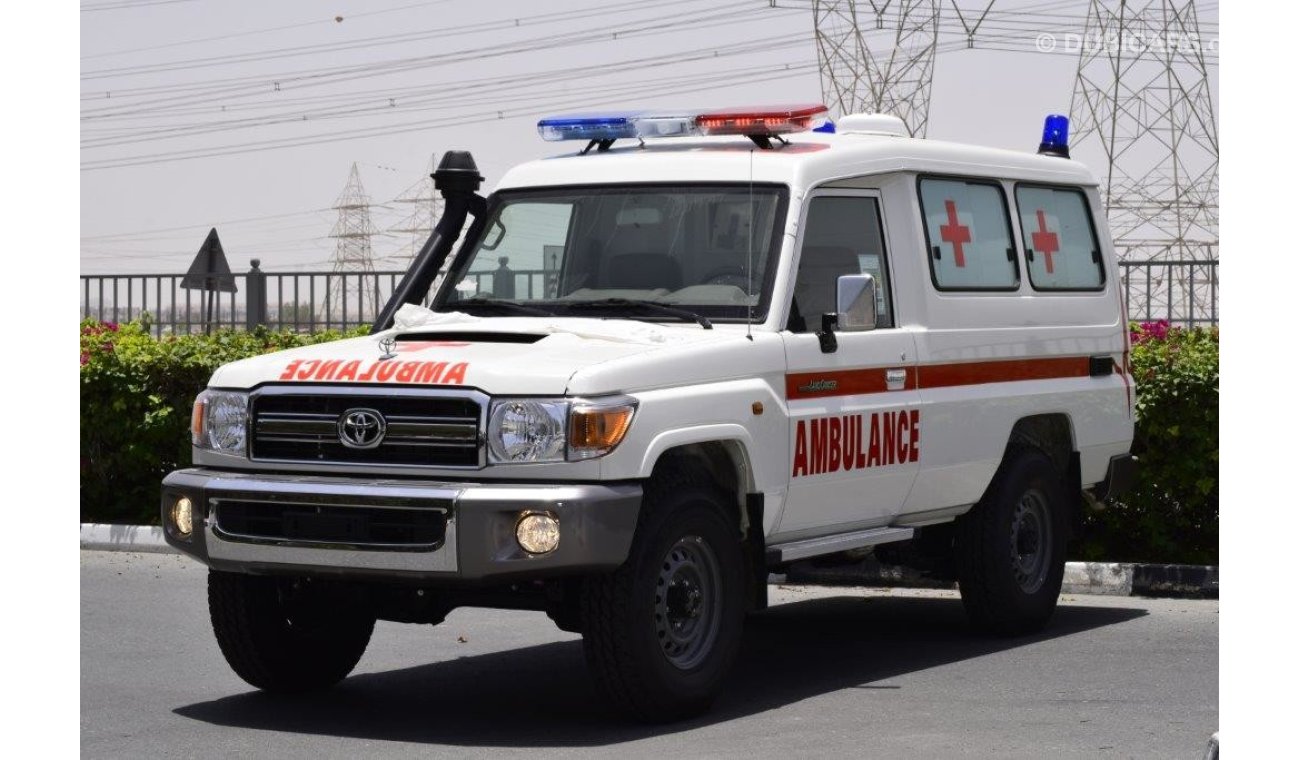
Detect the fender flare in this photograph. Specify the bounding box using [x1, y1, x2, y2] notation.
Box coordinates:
[637, 423, 759, 491]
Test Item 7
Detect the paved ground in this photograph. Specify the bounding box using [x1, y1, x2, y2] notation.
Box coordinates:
[82, 551, 1217, 759]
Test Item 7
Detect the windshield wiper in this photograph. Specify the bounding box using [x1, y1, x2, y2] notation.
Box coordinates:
[561, 298, 713, 330]
[448, 296, 554, 317]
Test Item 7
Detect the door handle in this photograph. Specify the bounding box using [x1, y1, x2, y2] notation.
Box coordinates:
[886, 368, 907, 391]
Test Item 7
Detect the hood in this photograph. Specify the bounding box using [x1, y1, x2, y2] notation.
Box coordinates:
[209, 304, 782, 396]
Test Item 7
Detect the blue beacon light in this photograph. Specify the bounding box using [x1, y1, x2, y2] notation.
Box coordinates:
[537, 112, 642, 142]
[1038, 114, 1070, 158]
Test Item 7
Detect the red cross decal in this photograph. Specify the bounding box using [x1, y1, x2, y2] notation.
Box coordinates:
[1031, 209, 1060, 274]
[939, 200, 971, 267]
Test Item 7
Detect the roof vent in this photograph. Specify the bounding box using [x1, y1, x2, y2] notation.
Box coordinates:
[837, 113, 908, 137]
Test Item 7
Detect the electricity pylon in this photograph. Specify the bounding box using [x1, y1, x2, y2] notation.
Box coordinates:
[327, 162, 380, 326]
[1070, 0, 1218, 324]
[388, 154, 443, 266]
[811, 0, 941, 137]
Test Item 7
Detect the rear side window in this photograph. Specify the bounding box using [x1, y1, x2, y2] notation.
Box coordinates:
[1014, 185, 1105, 291]
[918, 178, 1018, 291]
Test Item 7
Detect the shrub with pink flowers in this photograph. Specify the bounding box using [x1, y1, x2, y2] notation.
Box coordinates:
[1077, 322, 1219, 564]
[1129, 319, 1171, 344]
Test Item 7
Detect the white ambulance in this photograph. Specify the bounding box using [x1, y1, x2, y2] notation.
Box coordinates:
[163, 104, 1135, 722]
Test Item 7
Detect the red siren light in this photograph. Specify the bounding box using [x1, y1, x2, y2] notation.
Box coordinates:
[695, 104, 830, 136]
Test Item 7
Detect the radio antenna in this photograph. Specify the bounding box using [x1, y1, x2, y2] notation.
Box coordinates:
[746, 148, 755, 342]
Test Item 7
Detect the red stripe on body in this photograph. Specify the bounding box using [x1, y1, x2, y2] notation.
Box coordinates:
[917, 356, 1090, 389]
[785, 367, 916, 399]
[786, 356, 1092, 399]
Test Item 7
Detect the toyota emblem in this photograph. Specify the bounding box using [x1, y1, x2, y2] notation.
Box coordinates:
[338, 408, 386, 449]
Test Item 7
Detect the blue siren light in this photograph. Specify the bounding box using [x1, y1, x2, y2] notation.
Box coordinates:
[537, 112, 642, 142]
[1038, 114, 1070, 158]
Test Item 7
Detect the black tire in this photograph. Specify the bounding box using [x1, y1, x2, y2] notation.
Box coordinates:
[579, 464, 745, 722]
[955, 447, 1067, 636]
[208, 570, 375, 693]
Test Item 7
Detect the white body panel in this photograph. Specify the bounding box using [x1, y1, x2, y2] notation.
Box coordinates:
[203, 127, 1133, 542]
[780, 327, 920, 538]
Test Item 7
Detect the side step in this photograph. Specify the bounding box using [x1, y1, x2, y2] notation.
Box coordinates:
[766, 526, 914, 564]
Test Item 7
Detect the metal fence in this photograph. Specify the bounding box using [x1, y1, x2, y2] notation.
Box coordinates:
[1117, 259, 1218, 328]
[78, 262, 558, 337]
[80, 259, 1218, 336]
[80, 265, 395, 335]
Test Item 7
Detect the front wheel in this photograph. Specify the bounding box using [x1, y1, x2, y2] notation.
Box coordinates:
[208, 570, 375, 692]
[579, 468, 745, 722]
[955, 448, 1068, 635]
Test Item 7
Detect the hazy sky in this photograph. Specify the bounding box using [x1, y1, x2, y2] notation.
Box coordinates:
[80, 0, 1218, 276]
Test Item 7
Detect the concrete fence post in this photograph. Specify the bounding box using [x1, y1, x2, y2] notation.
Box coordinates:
[246, 259, 269, 329]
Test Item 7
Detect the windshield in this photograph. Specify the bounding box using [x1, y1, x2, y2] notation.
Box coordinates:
[436, 184, 788, 322]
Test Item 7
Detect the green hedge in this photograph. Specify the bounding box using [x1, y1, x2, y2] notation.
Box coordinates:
[79, 320, 365, 524]
[1077, 322, 1219, 564]
[80, 319, 1219, 564]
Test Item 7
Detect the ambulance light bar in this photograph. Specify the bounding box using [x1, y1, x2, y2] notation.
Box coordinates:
[536, 104, 829, 143]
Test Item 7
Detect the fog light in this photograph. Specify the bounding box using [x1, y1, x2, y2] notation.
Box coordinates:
[515, 512, 559, 555]
[171, 496, 193, 538]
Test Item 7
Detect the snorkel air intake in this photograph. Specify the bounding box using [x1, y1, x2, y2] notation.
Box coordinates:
[372, 151, 486, 332]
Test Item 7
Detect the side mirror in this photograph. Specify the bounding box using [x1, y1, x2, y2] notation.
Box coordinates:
[836, 273, 877, 332]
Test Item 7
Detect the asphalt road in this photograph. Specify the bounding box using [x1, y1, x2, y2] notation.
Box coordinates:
[82, 550, 1217, 759]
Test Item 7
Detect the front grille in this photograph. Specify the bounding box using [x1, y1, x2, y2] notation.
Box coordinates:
[214, 499, 448, 550]
[250, 389, 482, 467]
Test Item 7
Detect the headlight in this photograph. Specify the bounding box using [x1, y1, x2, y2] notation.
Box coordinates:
[191, 389, 249, 453]
[487, 396, 637, 463]
[488, 399, 568, 463]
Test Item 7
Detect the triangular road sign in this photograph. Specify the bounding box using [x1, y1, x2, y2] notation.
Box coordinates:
[180, 228, 238, 293]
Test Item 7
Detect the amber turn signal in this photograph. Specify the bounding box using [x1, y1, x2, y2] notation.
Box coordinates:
[568, 401, 636, 460]
[191, 396, 207, 445]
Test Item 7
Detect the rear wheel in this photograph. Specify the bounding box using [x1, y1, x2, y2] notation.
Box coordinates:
[955, 448, 1067, 635]
[208, 570, 375, 692]
[579, 465, 745, 722]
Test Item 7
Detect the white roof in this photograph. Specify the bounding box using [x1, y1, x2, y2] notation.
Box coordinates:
[495, 131, 1099, 194]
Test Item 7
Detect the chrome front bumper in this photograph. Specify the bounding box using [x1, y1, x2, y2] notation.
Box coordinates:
[161, 468, 642, 582]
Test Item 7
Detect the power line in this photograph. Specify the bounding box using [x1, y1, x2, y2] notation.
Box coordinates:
[80, 0, 769, 116]
[82, 57, 819, 148]
[82, 2, 1215, 119]
[82, 0, 200, 13]
[82, 57, 818, 169]
[81, 29, 812, 135]
[83, 2, 1215, 154]
[82, 0, 457, 59]
[81, 207, 330, 240]
[81, 34, 812, 125]
[82, 0, 715, 79]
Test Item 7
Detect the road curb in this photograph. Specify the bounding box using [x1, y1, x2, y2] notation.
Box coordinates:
[80, 524, 173, 554]
[80, 523, 1218, 598]
[1062, 561, 1133, 596]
